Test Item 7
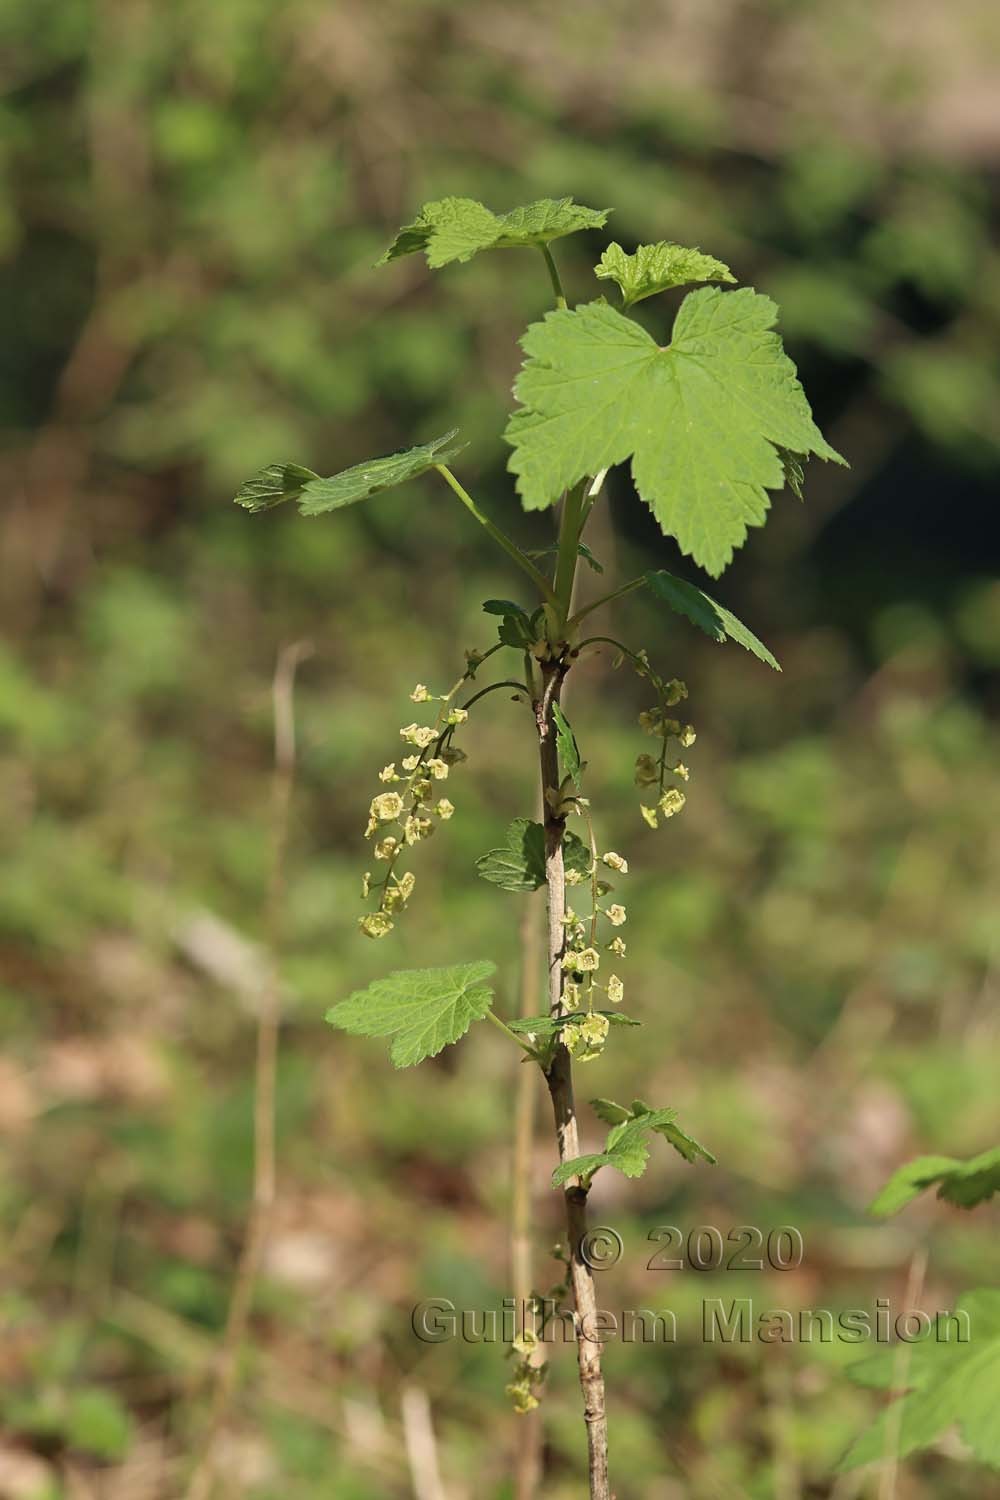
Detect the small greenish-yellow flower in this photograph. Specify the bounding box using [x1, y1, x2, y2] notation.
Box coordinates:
[401, 723, 436, 748]
[638, 709, 661, 734]
[565, 867, 587, 886]
[505, 1378, 539, 1415]
[607, 904, 627, 926]
[396, 871, 416, 902]
[659, 788, 686, 817]
[426, 758, 449, 780]
[634, 753, 658, 786]
[374, 836, 398, 860]
[664, 678, 688, 706]
[401, 754, 420, 772]
[370, 791, 403, 822]
[411, 778, 433, 803]
[607, 974, 624, 1004]
[581, 1012, 610, 1044]
[662, 718, 681, 737]
[563, 946, 600, 973]
[409, 684, 431, 702]
[671, 762, 690, 781]
[565, 1011, 610, 1061]
[634, 649, 650, 676]
[678, 724, 696, 748]
[608, 936, 627, 957]
[446, 707, 468, 726]
[378, 763, 397, 783]
[640, 804, 659, 829]
[512, 1329, 539, 1357]
[435, 798, 455, 820]
[403, 814, 434, 844]
[364, 814, 377, 838]
[359, 911, 393, 939]
[602, 852, 628, 874]
[361, 871, 371, 899]
[563, 980, 582, 1012]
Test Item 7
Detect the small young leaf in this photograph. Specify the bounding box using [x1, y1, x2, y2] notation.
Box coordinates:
[551, 1102, 714, 1188]
[379, 196, 610, 270]
[505, 290, 846, 575]
[552, 1107, 680, 1188]
[644, 570, 780, 670]
[298, 432, 465, 515]
[235, 462, 320, 513]
[236, 434, 465, 518]
[475, 818, 546, 892]
[591, 1097, 633, 1126]
[551, 1152, 612, 1187]
[326, 960, 495, 1068]
[650, 1116, 718, 1165]
[475, 818, 591, 892]
[497, 614, 535, 649]
[595, 240, 735, 308]
[482, 599, 528, 618]
[840, 1288, 1000, 1472]
[870, 1146, 1000, 1216]
[551, 703, 581, 787]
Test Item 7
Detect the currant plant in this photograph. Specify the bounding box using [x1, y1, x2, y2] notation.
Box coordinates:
[235, 194, 845, 1499]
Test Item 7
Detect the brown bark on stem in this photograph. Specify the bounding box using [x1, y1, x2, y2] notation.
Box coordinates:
[513, 892, 545, 1500]
[536, 658, 611, 1500]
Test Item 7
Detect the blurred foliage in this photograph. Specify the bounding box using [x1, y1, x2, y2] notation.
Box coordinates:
[1, 1, 999, 1496]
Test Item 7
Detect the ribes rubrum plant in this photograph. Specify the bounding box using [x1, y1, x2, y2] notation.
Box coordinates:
[235, 193, 845, 1500]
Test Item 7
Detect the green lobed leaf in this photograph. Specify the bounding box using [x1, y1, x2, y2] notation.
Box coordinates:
[378, 196, 610, 270]
[551, 703, 582, 787]
[841, 1289, 1000, 1471]
[475, 817, 591, 892]
[644, 570, 780, 670]
[235, 433, 464, 518]
[870, 1146, 1000, 1216]
[551, 1100, 715, 1187]
[325, 960, 495, 1068]
[595, 240, 735, 308]
[505, 290, 846, 576]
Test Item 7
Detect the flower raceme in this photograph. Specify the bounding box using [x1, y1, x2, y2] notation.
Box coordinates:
[359, 679, 476, 938]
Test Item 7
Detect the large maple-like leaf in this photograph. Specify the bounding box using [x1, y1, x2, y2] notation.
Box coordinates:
[505, 289, 845, 576]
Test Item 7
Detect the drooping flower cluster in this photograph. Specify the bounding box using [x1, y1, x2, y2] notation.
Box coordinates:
[629, 651, 695, 829]
[358, 679, 470, 939]
[505, 1327, 544, 1414]
[559, 818, 630, 1063]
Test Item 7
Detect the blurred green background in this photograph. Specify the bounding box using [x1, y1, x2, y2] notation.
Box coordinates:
[1, 1, 998, 1496]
